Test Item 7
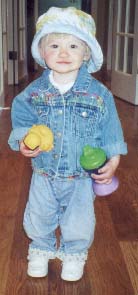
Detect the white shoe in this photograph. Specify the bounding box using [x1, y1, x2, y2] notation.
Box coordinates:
[61, 258, 86, 281]
[27, 249, 55, 278]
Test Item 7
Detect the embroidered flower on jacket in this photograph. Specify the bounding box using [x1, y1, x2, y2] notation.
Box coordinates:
[91, 93, 105, 112]
[30, 91, 57, 105]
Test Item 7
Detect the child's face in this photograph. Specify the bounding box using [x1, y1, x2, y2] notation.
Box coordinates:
[39, 34, 90, 75]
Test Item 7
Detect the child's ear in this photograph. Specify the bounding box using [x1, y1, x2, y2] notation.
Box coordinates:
[83, 46, 91, 61]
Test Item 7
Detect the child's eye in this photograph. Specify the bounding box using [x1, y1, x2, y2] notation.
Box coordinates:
[50, 44, 58, 48]
[70, 44, 78, 49]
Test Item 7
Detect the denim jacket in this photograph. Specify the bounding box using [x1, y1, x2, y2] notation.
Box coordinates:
[8, 64, 127, 177]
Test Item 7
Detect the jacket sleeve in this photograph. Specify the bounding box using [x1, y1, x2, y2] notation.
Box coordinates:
[8, 87, 38, 151]
[100, 89, 127, 158]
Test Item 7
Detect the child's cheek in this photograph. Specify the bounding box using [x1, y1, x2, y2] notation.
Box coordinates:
[44, 51, 56, 64]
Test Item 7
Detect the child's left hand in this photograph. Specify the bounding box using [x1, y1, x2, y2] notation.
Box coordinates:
[91, 155, 120, 184]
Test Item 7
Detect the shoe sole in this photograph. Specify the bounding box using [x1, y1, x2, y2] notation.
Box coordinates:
[27, 269, 48, 278]
[61, 273, 83, 281]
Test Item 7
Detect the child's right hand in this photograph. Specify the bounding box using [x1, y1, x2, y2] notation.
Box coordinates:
[19, 140, 41, 158]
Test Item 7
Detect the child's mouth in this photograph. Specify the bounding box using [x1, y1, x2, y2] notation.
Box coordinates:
[57, 61, 71, 64]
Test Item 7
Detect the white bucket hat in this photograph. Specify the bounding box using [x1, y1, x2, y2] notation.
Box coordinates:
[31, 7, 103, 73]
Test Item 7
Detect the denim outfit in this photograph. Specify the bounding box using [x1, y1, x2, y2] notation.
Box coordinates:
[8, 64, 127, 258]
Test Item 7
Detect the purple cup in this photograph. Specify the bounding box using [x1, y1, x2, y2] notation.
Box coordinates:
[92, 176, 119, 197]
[85, 161, 119, 197]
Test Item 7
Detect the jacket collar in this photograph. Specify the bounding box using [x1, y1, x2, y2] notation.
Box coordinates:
[40, 63, 92, 95]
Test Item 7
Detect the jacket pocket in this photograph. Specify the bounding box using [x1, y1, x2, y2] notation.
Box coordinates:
[72, 106, 100, 138]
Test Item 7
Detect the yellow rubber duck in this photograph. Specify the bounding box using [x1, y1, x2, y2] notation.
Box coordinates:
[24, 125, 54, 151]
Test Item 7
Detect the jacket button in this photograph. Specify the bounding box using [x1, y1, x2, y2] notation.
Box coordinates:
[57, 132, 62, 137]
[82, 111, 88, 117]
[53, 154, 58, 159]
[58, 109, 63, 115]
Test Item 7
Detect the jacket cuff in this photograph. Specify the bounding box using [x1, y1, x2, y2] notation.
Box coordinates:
[102, 142, 127, 158]
[8, 127, 30, 151]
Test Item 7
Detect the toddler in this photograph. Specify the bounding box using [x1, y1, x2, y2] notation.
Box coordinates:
[8, 7, 127, 281]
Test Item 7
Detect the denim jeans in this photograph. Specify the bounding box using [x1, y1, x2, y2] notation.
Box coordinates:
[23, 172, 96, 255]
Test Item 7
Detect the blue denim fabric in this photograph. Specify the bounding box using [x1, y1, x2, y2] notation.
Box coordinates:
[23, 172, 95, 254]
[8, 64, 127, 256]
[8, 64, 127, 178]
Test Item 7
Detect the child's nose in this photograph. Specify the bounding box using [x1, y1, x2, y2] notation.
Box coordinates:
[59, 47, 69, 57]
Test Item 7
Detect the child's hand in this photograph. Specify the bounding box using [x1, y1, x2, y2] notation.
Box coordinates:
[19, 140, 41, 158]
[91, 155, 120, 184]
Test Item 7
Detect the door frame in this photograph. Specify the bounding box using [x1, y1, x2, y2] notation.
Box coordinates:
[111, 0, 138, 105]
[7, 0, 16, 84]
[7, 0, 27, 85]
[0, 0, 4, 109]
